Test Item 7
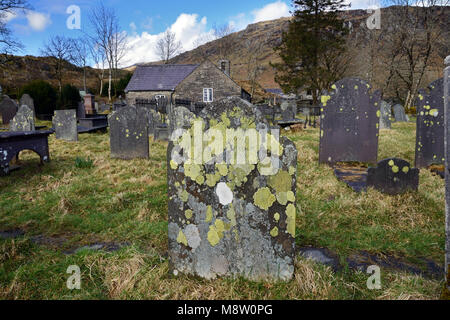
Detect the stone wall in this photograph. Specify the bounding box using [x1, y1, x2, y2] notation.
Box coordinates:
[125, 91, 173, 106]
[174, 60, 242, 103]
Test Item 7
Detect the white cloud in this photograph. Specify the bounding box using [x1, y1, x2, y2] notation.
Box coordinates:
[25, 11, 51, 31]
[122, 13, 214, 66]
[345, 0, 381, 9]
[252, 1, 291, 23]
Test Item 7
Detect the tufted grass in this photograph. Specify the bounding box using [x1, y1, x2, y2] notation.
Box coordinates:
[0, 119, 445, 300]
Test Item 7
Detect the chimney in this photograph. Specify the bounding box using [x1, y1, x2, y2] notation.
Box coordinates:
[219, 60, 230, 76]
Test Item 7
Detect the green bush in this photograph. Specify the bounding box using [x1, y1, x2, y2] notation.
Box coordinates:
[58, 84, 81, 110]
[75, 157, 94, 169]
[19, 80, 57, 115]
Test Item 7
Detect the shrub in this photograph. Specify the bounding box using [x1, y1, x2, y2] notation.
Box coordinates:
[58, 84, 81, 110]
[19, 80, 57, 115]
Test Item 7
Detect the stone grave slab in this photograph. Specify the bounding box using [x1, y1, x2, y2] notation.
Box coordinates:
[367, 158, 419, 195]
[52, 110, 78, 142]
[319, 78, 380, 165]
[109, 106, 149, 159]
[168, 96, 297, 281]
[0, 96, 18, 125]
[415, 78, 444, 169]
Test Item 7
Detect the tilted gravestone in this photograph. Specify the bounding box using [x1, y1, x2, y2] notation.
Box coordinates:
[0, 96, 18, 125]
[379, 101, 392, 129]
[10, 105, 35, 132]
[393, 104, 408, 122]
[168, 96, 298, 281]
[19, 94, 35, 115]
[169, 106, 195, 135]
[52, 110, 78, 142]
[319, 78, 381, 165]
[415, 78, 444, 169]
[109, 106, 149, 159]
[443, 55, 449, 287]
[367, 158, 419, 195]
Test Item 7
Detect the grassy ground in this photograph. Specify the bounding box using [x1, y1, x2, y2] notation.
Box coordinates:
[0, 119, 445, 300]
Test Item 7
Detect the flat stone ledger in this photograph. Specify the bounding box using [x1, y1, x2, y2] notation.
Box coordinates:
[319, 78, 381, 165]
[0, 96, 18, 125]
[10, 105, 35, 132]
[167, 97, 298, 281]
[415, 78, 444, 169]
[109, 106, 149, 160]
[367, 158, 419, 195]
[53, 110, 78, 142]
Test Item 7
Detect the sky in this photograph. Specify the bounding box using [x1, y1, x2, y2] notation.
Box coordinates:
[3, 0, 382, 66]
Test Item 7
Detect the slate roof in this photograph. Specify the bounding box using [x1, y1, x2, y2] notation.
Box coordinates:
[125, 64, 200, 92]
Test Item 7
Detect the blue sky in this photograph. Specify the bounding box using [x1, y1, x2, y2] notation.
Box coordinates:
[4, 0, 380, 66]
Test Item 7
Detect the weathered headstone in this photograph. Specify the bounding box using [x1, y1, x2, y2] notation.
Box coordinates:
[367, 158, 419, 195]
[280, 100, 296, 121]
[393, 104, 408, 122]
[109, 106, 149, 159]
[145, 109, 161, 136]
[84, 94, 96, 115]
[77, 102, 86, 119]
[379, 101, 392, 129]
[415, 78, 444, 169]
[19, 94, 35, 115]
[0, 96, 18, 125]
[169, 106, 195, 134]
[52, 110, 78, 142]
[168, 96, 297, 281]
[10, 105, 35, 132]
[319, 78, 381, 165]
[443, 55, 449, 288]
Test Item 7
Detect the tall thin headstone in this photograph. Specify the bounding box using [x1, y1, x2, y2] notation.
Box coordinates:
[319, 78, 381, 165]
[53, 110, 78, 141]
[415, 78, 445, 168]
[10, 105, 35, 132]
[168, 97, 297, 281]
[84, 94, 96, 115]
[444, 55, 450, 288]
[109, 106, 149, 159]
[379, 101, 392, 129]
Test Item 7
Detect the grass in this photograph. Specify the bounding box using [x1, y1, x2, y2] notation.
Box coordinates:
[0, 119, 445, 300]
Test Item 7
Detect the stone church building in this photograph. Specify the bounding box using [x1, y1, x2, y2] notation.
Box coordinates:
[125, 59, 251, 105]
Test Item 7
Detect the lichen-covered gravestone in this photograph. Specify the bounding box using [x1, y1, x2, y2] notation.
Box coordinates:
[319, 78, 381, 165]
[367, 158, 419, 195]
[379, 101, 392, 130]
[109, 106, 149, 159]
[52, 110, 78, 142]
[10, 105, 35, 132]
[443, 55, 449, 288]
[415, 78, 444, 169]
[0, 96, 18, 125]
[169, 106, 195, 134]
[393, 104, 408, 122]
[19, 94, 35, 115]
[168, 96, 298, 281]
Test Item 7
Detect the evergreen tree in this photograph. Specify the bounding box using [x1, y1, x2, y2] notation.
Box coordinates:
[272, 0, 349, 103]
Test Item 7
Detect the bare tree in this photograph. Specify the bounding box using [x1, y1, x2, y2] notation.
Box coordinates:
[88, 41, 106, 96]
[244, 36, 267, 97]
[40, 35, 73, 93]
[71, 38, 89, 92]
[212, 23, 235, 60]
[156, 30, 182, 64]
[0, 0, 30, 63]
[88, 3, 127, 101]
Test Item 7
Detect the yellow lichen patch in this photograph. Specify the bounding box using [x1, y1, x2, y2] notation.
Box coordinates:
[180, 190, 189, 203]
[419, 94, 424, 101]
[430, 109, 439, 117]
[195, 175, 205, 185]
[270, 227, 279, 238]
[253, 188, 276, 210]
[206, 206, 213, 223]
[276, 192, 288, 206]
[289, 166, 296, 176]
[177, 230, 188, 246]
[389, 160, 395, 167]
[274, 213, 280, 222]
[216, 164, 229, 176]
[402, 166, 410, 174]
[331, 85, 337, 90]
[185, 210, 193, 220]
[206, 171, 221, 188]
[227, 205, 237, 227]
[268, 170, 291, 193]
[376, 110, 381, 118]
[207, 226, 220, 247]
[354, 85, 359, 90]
[321, 95, 331, 107]
[286, 204, 296, 237]
[287, 191, 295, 203]
[392, 166, 399, 173]
[170, 160, 178, 170]
[184, 163, 202, 182]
